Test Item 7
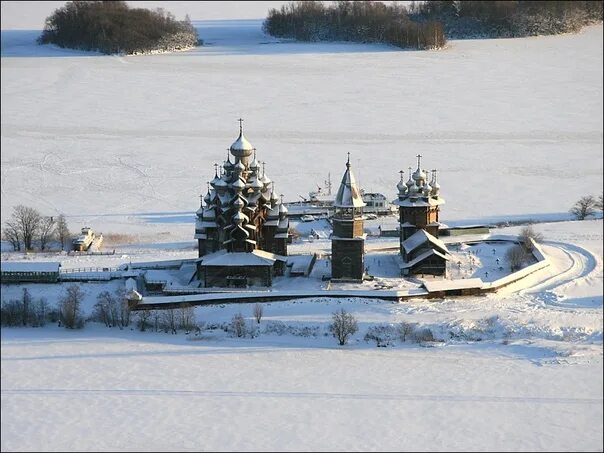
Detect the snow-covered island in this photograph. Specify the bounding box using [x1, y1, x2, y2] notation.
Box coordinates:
[37, 1, 200, 56]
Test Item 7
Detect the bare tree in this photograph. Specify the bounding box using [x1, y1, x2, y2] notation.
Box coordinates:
[136, 309, 152, 331]
[162, 309, 177, 334]
[22, 288, 32, 326]
[31, 298, 49, 327]
[115, 288, 130, 328]
[230, 312, 247, 337]
[178, 304, 195, 331]
[595, 193, 603, 212]
[519, 225, 543, 251]
[329, 308, 358, 346]
[1, 300, 23, 326]
[505, 244, 529, 272]
[94, 291, 118, 327]
[253, 303, 263, 324]
[11, 205, 42, 251]
[59, 284, 85, 329]
[570, 195, 596, 220]
[39, 216, 56, 250]
[398, 321, 417, 342]
[55, 214, 71, 251]
[2, 220, 21, 251]
[151, 310, 161, 332]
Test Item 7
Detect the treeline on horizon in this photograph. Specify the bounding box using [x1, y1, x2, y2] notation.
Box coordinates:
[417, 0, 603, 38]
[263, 1, 604, 49]
[263, 1, 446, 50]
[37, 1, 200, 55]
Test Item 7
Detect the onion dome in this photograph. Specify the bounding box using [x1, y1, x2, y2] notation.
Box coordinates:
[232, 211, 249, 224]
[406, 167, 415, 188]
[270, 189, 279, 203]
[412, 167, 426, 183]
[279, 202, 288, 215]
[422, 181, 432, 197]
[231, 178, 245, 191]
[213, 177, 227, 189]
[397, 170, 407, 195]
[431, 170, 441, 196]
[210, 167, 223, 187]
[223, 151, 234, 170]
[408, 179, 419, 196]
[249, 151, 260, 171]
[232, 197, 245, 209]
[230, 121, 255, 159]
[261, 172, 272, 185]
[196, 195, 204, 215]
[204, 190, 212, 205]
[234, 160, 246, 173]
[250, 177, 263, 191]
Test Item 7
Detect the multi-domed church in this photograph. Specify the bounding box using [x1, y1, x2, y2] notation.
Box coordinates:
[394, 154, 449, 276]
[195, 121, 289, 287]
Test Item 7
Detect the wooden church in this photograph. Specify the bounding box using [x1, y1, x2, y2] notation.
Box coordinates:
[195, 120, 289, 287]
[394, 155, 449, 276]
[331, 154, 366, 281]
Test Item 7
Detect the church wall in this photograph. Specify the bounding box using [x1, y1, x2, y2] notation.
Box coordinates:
[332, 239, 364, 280]
[199, 265, 273, 287]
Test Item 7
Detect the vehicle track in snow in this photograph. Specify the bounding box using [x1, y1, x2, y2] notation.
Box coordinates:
[518, 240, 600, 310]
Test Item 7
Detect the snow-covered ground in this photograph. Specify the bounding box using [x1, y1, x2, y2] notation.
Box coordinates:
[1, 13, 603, 453]
[2, 219, 602, 451]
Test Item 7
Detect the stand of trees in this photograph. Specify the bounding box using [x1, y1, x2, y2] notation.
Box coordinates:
[37, 1, 200, 55]
[263, 1, 446, 50]
[264, 1, 602, 48]
[414, 0, 603, 39]
[2, 205, 71, 252]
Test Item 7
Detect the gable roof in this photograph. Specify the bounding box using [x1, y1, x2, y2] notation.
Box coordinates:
[402, 229, 449, 255]
[400, 248, 449, 269]
[197, 249, 287, 267]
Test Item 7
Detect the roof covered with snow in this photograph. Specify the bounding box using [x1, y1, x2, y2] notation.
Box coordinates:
[400, 248, 449, 269]
[1, 261, 61, 273]
[393, 196, 445, 207]
[334, 161, 366, 208]
[422, 278, 484, 292]
[198, 249, 286, 267]
[402, 230, 449, 255]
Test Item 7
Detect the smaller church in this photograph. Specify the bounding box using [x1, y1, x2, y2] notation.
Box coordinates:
[394, 155, 449, 276]
[331, 154, 366, 281]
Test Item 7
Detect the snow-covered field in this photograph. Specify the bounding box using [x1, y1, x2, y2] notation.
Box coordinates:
[1, 12, 603, 453]
[1, 20, 602, 239]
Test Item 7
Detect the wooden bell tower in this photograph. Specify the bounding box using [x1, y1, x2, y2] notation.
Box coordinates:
[331, 154, 366, 281]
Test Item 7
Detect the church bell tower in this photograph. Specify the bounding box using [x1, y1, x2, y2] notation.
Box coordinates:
[331, 154, 366, 281]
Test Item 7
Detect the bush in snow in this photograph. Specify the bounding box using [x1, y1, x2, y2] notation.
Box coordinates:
[398, 321, 418, 342]
[519, 225, 543, 251]
[364, 324, 398, 347]
[229, 313, 247, 338]
[329, 309, 358, 346]
[136, 309, 153, 332]
[505, 244, 530, 271]
[263, 321, 320, 337]
[412, 327, 435, 343]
